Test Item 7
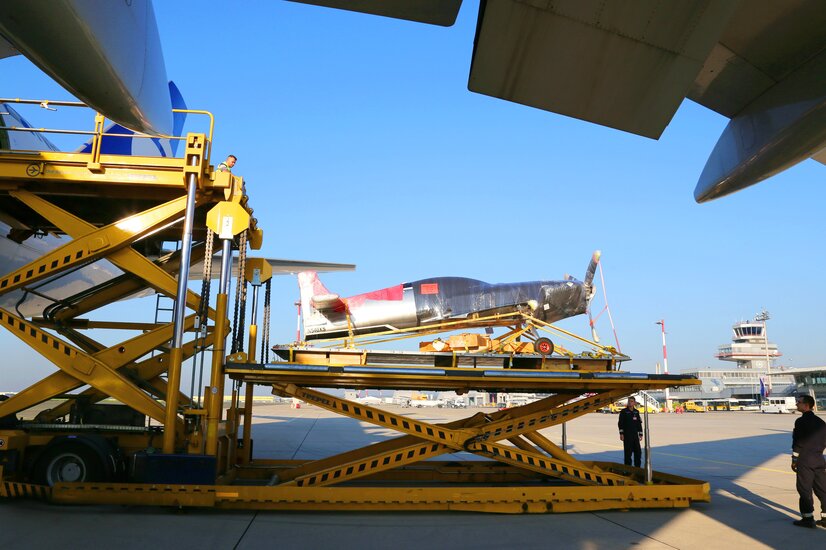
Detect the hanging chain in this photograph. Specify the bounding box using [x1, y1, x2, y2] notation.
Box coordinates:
[231, 229, 248, 354]
[260, 278, 271, 363]
[189, 229, 214, 406]
[197, 228, 215, 330]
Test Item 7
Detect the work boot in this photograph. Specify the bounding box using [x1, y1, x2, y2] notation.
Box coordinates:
[817, 517, 826, 528]
[793, 517, 816, 528]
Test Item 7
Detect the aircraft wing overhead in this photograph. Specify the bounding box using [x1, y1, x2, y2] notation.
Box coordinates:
[295, 0, 826, 202]
[468, 0, 738, 140]
[288, 0, 463, 27]
[687, 1, 826, 202]
[469, 0, 826, 201]
[0, 0, 172, 135]
[687, 2, 826, 118]
[0, 34, 16, 60]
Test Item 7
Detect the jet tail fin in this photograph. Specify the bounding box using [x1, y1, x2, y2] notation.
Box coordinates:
[297, 271, 346, 319]
[76, 81, 187, 157]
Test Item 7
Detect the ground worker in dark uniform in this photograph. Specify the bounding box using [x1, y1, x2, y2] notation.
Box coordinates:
[618, 396, 643, 467]
[791, 394, 826, 528]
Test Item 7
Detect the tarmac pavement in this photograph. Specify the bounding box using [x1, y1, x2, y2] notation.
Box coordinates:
[2, 405, 824, 549]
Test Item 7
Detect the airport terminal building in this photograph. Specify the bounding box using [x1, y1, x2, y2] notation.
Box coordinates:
[782, 367, 826, 410]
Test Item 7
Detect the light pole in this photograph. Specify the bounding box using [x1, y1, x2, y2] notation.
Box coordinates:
[656, 320, 671, 411]
[755, 310, 771, 395]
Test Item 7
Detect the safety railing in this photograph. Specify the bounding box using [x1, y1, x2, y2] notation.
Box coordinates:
[0, 98, 214, 162]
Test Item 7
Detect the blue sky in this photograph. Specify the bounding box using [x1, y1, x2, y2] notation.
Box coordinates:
[3, 0, 825, 391]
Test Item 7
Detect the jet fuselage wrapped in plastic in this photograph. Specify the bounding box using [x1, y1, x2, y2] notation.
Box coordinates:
[298, 272, 589, 341]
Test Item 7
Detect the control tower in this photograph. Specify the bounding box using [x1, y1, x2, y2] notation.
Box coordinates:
[716, 318, 781, 369]
[671, 313, 794, 400]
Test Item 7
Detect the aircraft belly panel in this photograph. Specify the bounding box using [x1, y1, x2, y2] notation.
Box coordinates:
[0, 222, 123, 317]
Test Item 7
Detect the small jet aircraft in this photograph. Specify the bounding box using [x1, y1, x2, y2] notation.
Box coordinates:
[298, 252, 600, 341]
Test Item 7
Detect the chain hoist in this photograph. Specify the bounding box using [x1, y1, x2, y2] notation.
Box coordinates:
[230, 229, 248, 354]
[189, 228, 214, 406]
[260, 278, 271, 363]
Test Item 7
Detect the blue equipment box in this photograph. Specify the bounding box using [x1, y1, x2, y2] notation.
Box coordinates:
[130, 452, 216, 484]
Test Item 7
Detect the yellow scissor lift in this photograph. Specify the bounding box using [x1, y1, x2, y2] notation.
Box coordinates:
[0, 101, 260, 496]
[0, 101, 708, 513]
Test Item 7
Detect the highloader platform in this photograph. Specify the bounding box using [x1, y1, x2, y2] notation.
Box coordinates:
[0, 100, 709, 513]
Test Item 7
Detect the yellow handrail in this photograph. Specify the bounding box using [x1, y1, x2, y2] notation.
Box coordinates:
[0, 98, 214, 160]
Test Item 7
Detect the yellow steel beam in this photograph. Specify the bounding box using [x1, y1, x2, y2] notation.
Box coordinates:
[521, 430, 583, 466]
[0, 145, 230, 192]
[55, 325, 106, 355]
[41, 320, 165, 331]
[10, 190, 210, 315]
[473, 390, 626, 442]
[52, 243, 208, 323]
[286, 441, 448, 487]
[42, 476, 710, 513]
[275, 412, 484, 483]
[276, 409, 505, 485]
[274, 384, 478, 447]
[36, 331, 213, 422]
[468, 440, 632, 486]
[231, 362, 692, 394]
[0, 314, 199, 417]
[0, 308, 167, 423]
[272, 385, 629, 487]
[0, 194, 189, 298]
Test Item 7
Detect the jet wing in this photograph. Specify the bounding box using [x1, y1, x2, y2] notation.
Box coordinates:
[685, 1, 826, 201]
[294, 0, 826, 203]
[189, 258, 355, 280]
[469, 1, 826, 203]
[469, 1, 738, 140]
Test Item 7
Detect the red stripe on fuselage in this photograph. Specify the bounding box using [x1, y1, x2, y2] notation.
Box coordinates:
[345, 284, 404, 309]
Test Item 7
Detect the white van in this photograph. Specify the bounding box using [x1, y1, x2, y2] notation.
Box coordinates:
[761, 396, 797, 414]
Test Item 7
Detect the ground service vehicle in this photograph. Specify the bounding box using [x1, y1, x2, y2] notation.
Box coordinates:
[683, 401, 708, 413]
[761, 397, 797, 414]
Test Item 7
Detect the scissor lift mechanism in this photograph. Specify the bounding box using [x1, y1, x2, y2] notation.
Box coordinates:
[0, 103, 708, 513]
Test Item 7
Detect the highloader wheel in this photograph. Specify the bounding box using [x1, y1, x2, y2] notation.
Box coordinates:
[534, 337, 554, 356]
[33, 435, 122, 486]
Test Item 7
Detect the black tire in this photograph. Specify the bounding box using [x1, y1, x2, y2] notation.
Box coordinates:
[534, 337, 554, 356]
[34, 441, 107, 486]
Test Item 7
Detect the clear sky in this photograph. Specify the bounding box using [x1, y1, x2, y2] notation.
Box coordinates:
[3, 0, 825, 391]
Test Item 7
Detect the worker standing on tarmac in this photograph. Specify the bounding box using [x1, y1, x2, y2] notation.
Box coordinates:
[217, 154, 236, 172]
[791, 394, 826, 528]
[618, 396, 643, 467]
